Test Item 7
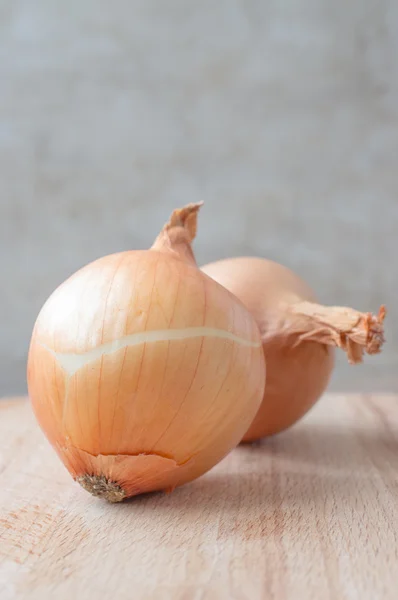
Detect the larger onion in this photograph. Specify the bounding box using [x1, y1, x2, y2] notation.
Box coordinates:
[27, 206, 265, 501]
[201, 257, 385, 442]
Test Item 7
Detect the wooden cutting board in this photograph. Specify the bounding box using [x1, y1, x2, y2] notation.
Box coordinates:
[0, 394, 397, 600]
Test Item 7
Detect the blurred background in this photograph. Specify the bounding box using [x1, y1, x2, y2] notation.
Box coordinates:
[1, 0, 397, 395]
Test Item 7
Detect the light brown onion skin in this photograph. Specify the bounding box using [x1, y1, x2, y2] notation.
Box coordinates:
[28, 250, 265, 498]
[201, 257, 335, 441]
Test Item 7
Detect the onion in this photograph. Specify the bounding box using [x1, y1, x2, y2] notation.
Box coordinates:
[201, 257, 386, 442]
[27, 206, 265, 501]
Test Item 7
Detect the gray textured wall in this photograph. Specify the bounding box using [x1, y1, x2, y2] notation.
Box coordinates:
[1, 0, 397, 395]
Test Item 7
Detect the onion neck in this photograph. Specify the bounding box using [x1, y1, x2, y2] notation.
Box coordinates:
[151, 202, 203, 266]
[275, 301, 386, 364]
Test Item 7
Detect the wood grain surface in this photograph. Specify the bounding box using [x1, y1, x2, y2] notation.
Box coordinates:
[0, 395, 397, 600]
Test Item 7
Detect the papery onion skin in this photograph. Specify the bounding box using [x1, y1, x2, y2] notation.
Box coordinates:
[27, 206, 265, 501]
[201, 257, 385, 442]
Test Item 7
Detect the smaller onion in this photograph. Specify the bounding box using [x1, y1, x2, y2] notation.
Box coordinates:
[201, 257, 386, 441]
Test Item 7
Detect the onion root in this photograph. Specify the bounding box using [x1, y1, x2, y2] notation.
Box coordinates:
[77, 475, 126, 503]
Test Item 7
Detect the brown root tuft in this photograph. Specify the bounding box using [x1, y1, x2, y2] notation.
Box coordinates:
[77, 474, 126, 503]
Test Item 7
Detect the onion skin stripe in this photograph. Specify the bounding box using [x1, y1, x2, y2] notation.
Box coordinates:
[38, 327, 261, 376]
